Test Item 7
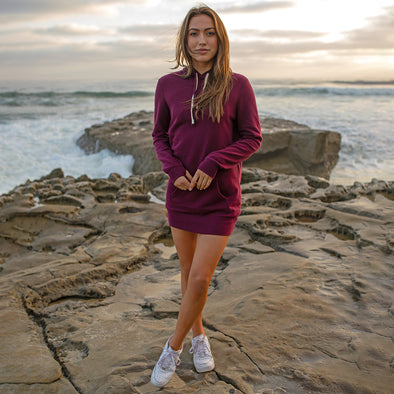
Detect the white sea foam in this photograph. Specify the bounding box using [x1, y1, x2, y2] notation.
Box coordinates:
[0, 80, 154, 194]
[0, 115, 136, 194]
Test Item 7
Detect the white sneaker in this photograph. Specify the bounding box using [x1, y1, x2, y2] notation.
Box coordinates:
[151, 337, 182, 387]
[189, 334, 215, 373]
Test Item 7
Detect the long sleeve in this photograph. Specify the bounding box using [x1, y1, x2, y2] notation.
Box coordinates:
[152, 79, 186, 183]
[198, 77, 262, 178]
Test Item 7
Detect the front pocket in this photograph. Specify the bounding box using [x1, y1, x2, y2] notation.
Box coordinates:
[166, 167, 241, 215]
[216, 166, 240, 199]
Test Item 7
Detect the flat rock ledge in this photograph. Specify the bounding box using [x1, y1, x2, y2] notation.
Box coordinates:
[77, 111, 341, 179]
[0, 168, 393, 393]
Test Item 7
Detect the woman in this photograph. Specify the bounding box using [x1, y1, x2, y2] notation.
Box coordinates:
[151, 5, 262, 387]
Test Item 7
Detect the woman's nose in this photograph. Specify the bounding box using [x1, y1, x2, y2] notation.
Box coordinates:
[199, 34, 207, 44]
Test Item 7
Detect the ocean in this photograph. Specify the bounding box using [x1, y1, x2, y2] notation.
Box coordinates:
[0, 79, 393, 195]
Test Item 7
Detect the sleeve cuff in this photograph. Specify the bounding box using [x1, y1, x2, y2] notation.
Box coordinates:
[168, 166, 187, 184]
[198, 159, 218, 179]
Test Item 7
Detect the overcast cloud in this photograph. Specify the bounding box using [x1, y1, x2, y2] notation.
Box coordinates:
[0, 0, 393, 81]
[218, 1, 294, 14]
[0, 0, 146, 20]
[34, 24, 116, 36]
[340, 6, 394, 50]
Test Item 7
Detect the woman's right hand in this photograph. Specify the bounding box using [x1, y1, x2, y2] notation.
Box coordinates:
[174, 170, 193, 191]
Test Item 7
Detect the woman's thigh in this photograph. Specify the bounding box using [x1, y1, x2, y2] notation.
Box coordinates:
[189, 233, 229, 282]
[171, 227, 197, 269]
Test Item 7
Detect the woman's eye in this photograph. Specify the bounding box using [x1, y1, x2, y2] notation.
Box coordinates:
[207, 31, 216, 36]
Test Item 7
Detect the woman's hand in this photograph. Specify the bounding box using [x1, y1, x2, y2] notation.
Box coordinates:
[189, 169, 213, 191]
[174, 170, 193, 190]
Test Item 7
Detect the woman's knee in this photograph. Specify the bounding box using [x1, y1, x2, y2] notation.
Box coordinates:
[188, 274, 211, 296]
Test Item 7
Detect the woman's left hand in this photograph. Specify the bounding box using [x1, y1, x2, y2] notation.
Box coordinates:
[189, 169, 213, 191]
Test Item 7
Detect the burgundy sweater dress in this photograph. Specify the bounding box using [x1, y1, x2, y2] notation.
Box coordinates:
[152, 68, 262, 235]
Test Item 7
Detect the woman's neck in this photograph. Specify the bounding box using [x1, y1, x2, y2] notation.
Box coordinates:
[193, 62, 212, 75]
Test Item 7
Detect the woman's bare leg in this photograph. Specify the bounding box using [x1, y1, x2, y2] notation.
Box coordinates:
[171, 227, 204, 338]
[169, 232, 229, 351]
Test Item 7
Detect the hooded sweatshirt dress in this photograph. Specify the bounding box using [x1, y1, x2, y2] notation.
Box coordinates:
[152, 68, 262, 236]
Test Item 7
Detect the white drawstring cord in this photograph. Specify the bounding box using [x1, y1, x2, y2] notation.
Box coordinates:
[191, 73, 199, 125]
[191, 72, 209, 125]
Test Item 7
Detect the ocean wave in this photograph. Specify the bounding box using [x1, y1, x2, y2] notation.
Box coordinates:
[0, 90, 154, 107]
[253, 86, 394, 97]
[73, 90, 153, 98]
[331, 80, 394, 85]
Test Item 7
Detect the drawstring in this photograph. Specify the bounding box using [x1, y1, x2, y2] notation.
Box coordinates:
[191, 72, 209, 125]
[190, 73, 198, 125]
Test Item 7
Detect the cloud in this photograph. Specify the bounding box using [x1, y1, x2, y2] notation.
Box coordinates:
[339, 6, 394, 50]
[97, 39, 172, 58]
[119, 24, 178, 37]
[1, 2, 393, 81]
[1, 0, 111, 14]
[230, 6, 394, 55]
[228, 7, 394, 80]
[34, 24, 113, 36]
[218, 1, 294, 14]
[258, 30, 326, 40]
[1, 38, 171, 67]
[1, 23, 177, 49]
[0, 38, 172, 80]
[0, 0, 147, 21]
[230, 29, 326, 40]
[230, 39, 325, 57]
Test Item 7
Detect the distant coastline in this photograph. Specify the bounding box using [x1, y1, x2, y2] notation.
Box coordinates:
[331, 80, 394, 85]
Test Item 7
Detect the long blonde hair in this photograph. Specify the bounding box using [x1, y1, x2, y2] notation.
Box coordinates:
[174, 5, 233, 123]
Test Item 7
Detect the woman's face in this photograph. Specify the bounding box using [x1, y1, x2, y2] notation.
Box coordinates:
[187, 14, 218, 73]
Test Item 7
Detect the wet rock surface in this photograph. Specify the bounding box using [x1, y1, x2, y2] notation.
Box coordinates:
[77, 111, 341, 179]
[0, 167, 393, 393]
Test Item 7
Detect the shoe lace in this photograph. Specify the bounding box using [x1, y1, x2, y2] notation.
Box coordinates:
[189, 337, 210, 357]
[159, 349, 181, 370]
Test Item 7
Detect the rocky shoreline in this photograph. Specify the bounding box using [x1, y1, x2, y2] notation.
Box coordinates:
[1, 165, 393, 393]
[77, 111, 341, 180]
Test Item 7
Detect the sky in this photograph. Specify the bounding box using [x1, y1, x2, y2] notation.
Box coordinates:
[1, 0, 394, 82]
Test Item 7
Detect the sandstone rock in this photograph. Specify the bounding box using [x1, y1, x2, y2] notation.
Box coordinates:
[40, 167, 65, 181]
[76, 111, 341, 179]
[0, 293, 63, 385]
[246, 118, 341, 179]
[76, 111, 160, 176]
[0, 168, 393, 393]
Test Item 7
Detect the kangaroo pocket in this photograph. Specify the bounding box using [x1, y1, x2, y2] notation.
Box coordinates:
[166, 165, 241, 215]
[216, 166, 240, 199]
